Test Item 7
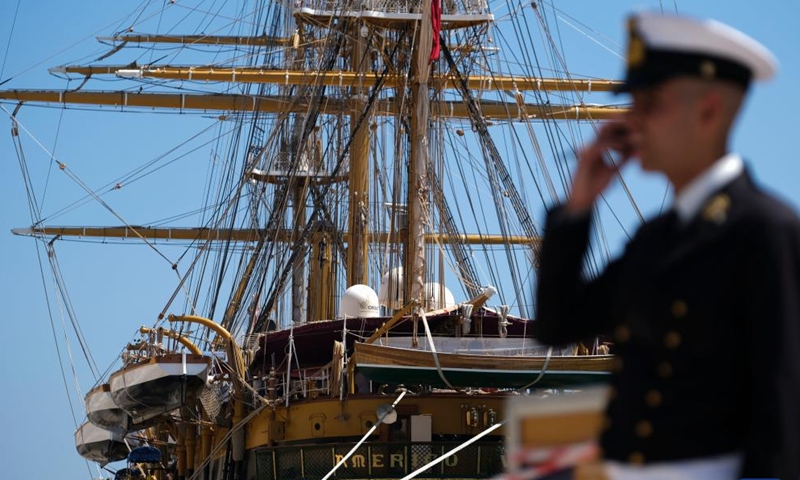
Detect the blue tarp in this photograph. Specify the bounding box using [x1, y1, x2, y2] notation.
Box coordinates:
[128, 445, 162, 463]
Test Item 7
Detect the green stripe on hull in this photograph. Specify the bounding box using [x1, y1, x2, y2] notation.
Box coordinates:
[356, 365, 611, 389]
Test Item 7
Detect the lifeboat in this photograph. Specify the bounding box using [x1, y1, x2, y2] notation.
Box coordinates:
[109, 352, 210, 422]
[85, 383, 130, 431]
[74, 421, 128, 465]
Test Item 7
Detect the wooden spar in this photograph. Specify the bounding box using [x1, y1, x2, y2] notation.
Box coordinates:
[0, 90, 628, 120]
[11, 226, 542, 246]
[52, 65, 622, 92]
[466, 286, 498, 311]
[346, 26, 371, 288]
[96, 34, 291, 47]
[362, 301, 418, 345]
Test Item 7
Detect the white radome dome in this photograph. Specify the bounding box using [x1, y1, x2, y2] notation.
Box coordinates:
[339, 284, 380, 318]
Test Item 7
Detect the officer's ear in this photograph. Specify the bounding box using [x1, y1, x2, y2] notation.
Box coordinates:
[698, 90, 719, 125]
[699, 82, 745, 133]
[690, 83, 727, 132]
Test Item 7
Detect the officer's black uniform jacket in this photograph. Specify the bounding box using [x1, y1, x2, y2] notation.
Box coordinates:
[533, 171, 800, 479]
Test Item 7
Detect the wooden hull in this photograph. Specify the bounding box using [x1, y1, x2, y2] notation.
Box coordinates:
[353, 343, 613, 389]
[252, 311, 535, 374]
[109, 353, 210, 422]
[74, 421, 129, 465]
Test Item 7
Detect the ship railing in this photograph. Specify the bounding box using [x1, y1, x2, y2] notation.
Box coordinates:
[288, 365, 333, 400]
[254, 365, 335, 403]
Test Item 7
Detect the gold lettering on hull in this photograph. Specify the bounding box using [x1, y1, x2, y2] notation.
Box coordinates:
[334, 454, 347, 468]
[351, 455, 366, 468]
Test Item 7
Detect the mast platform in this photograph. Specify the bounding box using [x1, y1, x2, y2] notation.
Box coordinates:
[293, 0, 493, 29]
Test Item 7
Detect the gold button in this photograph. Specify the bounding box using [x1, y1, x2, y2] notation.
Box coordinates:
[635, 420, 653, 438]
[664, 331, 681, 349]
[657, 362, 673, 378]
[671, 300, 688, 318]
[645, 389, 662, 407]
[628, 452, 645, 465]
[614, 325, 631, 343]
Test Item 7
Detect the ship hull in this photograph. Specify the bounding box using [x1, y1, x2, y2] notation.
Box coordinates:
[251, 440, 506, 480]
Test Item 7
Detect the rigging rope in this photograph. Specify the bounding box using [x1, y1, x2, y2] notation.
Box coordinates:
[439, 36, 536, 312]
[254, 26, 409, 331]
[0, 0, 21, 84]
[516, 345, 553, 391]
[35, 238, 81, 429]
[427, 167, 483, 298]
[419, 310, 457, 390]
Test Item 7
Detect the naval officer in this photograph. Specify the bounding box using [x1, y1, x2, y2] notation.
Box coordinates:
[533, 12, 800, 480]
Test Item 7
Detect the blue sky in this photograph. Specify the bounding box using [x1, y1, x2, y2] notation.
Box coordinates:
[1, 1, 798, 479]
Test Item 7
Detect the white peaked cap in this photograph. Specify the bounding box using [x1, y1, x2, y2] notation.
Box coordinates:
[618, 12, 778, 92]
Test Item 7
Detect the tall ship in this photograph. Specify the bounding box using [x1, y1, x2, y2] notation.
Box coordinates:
[0, 0, 643, 479]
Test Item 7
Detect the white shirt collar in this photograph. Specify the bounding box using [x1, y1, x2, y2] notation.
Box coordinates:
[673, 153, 743, 222]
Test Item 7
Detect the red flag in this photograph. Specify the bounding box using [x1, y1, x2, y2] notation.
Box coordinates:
[430, 0, 441, 62]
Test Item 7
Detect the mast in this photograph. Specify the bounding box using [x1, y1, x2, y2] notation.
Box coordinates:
[290, 31, 309, 324]
[347, 21, 372, 288]
[405, 1, 435, 307]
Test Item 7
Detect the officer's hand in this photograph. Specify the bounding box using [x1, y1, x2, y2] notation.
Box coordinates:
[566, 120, 634, 214]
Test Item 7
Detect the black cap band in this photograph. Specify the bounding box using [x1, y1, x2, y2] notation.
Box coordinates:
[617, 49, 753, 93]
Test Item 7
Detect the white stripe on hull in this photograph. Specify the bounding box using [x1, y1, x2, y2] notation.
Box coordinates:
[109, 360, 209, 392]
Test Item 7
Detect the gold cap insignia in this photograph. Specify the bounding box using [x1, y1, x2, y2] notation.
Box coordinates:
[702, 193, 731, 224]
[700, 60, 716, 79]
[627, 19, 646, 68]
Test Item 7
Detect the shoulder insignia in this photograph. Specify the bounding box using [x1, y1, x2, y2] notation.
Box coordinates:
[702, 193, 731, 224]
